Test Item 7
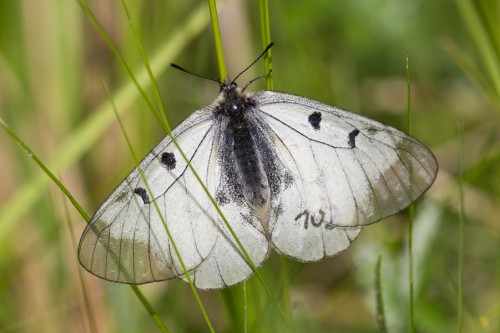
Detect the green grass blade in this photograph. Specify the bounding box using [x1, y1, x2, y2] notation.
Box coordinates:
[115, 3, 278, 321]
[375, 256, 388, 333]
[258, 1, 290, 327]
[0, 2, 209, 242]
[202, 3, 288, 327]
[259, 0, 273, 90]
[455, 0, 500, 97]
[406, 54, 415, 333]
[119, 0, 212, 313]
[243, 281, 248, 333]
[441, 40, 498, 105]
[0, 117, 90, 222]
[279, 256, 291, 324]
[118, 0, 169, 130]
[130, 286, 170, 333]
[0, 117, 169, 333]
[76, 0, 159, 123]
[102, 83, 214, 332]
[116, 1, 230, 295]
[61, 196, 98, 333]
[207, 0, 227, 81]
[457, 123, 465, 332]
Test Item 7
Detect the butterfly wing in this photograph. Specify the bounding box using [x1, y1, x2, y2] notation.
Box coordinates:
[252, 90, 437, 261]
[78, 107, 268, 289]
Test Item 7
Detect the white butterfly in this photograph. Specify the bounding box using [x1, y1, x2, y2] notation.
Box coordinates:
[78, 46, 438, 289]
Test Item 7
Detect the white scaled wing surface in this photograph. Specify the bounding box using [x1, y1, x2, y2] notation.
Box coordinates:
[78, 106, 269, 289]
[252, 91, 437, 261]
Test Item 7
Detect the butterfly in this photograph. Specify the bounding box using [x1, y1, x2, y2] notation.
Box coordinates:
[78, 44, 438, 289]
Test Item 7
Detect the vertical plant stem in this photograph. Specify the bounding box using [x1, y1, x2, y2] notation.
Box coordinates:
[103, 83, 214, 333]
[131, 286, 170, 333]
[0, 117, 170, 332]
[62, 196, 98, 333]
[207, 0, 227, 81]
[375, 256, 388, 333]
[258, 1, 289, 328]
[455, 0, 500, 96]
[406, 55, 415, 333]
[259, 0, 273, 90]
[205, 2, 289, 329]
[243, 282, 248, 333]
[457, 123, 465, 332]
[279, 257, 291, 323]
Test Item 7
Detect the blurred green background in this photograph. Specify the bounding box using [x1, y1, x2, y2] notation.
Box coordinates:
[0, 0, 498, 332]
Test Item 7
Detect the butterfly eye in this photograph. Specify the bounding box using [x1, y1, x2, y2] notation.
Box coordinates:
[231, 103, 242, 115]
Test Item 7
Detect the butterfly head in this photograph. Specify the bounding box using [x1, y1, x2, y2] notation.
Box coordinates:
[215, 80, 249, 118]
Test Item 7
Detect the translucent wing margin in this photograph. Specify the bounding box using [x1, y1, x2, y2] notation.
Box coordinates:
[253, 90, 437, 261]
[78, 107, 268, 289]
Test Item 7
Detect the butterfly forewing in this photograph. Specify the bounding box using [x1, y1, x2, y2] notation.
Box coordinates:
[79, 109, 212, 282]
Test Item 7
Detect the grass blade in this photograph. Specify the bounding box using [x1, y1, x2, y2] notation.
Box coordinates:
[406, 54, 415, 333]
[0, 117, 169, 333]
[375, 256, 388, 333]
[0, 2, 210, 242]
[259, 0, 273, 90]
[61, 196, 98, 333]
[455, 0, 500, 97]
[102, 82, 213, 332]
[457, 123, 465, 332]
[207, 0, 227, 81]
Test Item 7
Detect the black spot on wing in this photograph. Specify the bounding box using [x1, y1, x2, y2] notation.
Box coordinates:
[161, 152, 176, 170]
[308, 112, 322, 130]
[348, 129, 360, 148]
[133, 187, 151, 204]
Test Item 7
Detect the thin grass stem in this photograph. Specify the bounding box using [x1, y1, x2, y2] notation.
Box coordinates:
[204, 2, 289, 327]
[131, 286, 170, 333]
[0, 117, 168, 332]
[259, 0, 273, 90]
[0, 1, 209, 242]
[119, 0, 169, 128]
[61, 194, 98, 333]
[207, 0, 227, 81]
[455, 0, 500, 97]
[375, 256, 388, 333]
[406, 54, 415, 333]
[115, 5, 216, 327]
[102, 83, 213, 333]
[457, 123, 465, 332]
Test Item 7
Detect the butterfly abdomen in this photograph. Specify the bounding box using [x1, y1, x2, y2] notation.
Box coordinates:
[230, 120, 270, 208]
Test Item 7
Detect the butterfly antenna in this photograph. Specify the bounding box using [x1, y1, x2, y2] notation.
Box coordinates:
[241, 70, 273, 92]
[170, 63, 222, 85]
[232, 42, 274, 84]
